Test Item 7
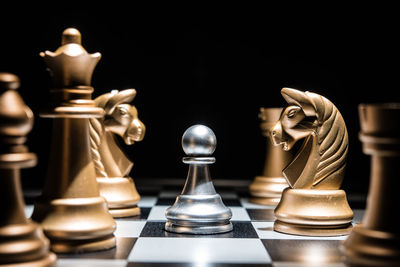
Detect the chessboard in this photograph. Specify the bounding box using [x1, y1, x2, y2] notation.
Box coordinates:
[24, 181, 366, 267]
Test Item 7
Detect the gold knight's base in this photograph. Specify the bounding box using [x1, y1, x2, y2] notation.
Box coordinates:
[249, 176, 288, 206]
[341, 224, 400, 267]
[32, 197, 116, 253]
[97, 177, 141, 218]
[274, 188, 353, 236]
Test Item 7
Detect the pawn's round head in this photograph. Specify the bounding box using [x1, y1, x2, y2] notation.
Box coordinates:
[0, 72, 20, 91]
[182, 124, 216, 156]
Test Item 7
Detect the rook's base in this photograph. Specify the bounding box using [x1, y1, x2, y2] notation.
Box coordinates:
[341, 224, 400, 267]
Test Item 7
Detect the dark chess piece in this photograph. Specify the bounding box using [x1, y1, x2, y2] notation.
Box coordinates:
[341, 103, 400, 266]
[0, 73, 56, 266]
[165, 124, 233, 234]
[249, 107, 292, 206]
[31, 28, 116, 253]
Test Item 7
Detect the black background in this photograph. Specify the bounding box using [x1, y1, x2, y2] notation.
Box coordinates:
[0, 7, 398, 194]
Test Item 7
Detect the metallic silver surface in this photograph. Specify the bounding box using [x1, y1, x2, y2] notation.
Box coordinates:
[165, 125, 232, 234]
[182, 124, 216, 156]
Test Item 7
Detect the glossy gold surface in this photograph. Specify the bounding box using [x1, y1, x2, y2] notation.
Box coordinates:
[39, 28, 101, 90]
[0, 73, 56, 266]
[271, 88, 353, 236]
[31, 29, 116, 253]
[250, 108, 292, 206]
[342, 103, 400, 266]
[97, 178, 140, 217]
[250, 177, 288, 205]
[90, 89, 145, 217]
[274, 188, 353, 236]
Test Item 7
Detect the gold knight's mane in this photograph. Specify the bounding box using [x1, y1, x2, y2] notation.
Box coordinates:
[89, 91, 133, 178]
[282, 88, 348, 189]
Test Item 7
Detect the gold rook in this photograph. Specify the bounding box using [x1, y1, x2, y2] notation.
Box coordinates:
[342, 103, 400, 266]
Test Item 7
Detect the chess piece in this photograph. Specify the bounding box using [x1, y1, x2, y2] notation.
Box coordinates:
[249, 107, 292, 206]
[270, 88, 353, 236]
[342, 103, 400, 266]
[89, 89, 145, 217]
[0, 73, 56, 266]
[165, 125, 233, 234]
[31, 28, 116, 253]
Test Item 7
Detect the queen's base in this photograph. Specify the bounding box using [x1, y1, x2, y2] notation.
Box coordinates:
[274, 188, 353, 236]
[341, 224, 400, 267]
[97, 177, 141, 218]
[32, 197, 116, 253]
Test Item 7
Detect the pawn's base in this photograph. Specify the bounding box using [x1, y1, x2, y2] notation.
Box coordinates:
[97, 177, 141, 218]
[249, 176, 288, 206]
[165, 194, 233, 235]
[341, 224, 400, 267]
[274, 188, 354, 236]
[165, 221, 233, 235]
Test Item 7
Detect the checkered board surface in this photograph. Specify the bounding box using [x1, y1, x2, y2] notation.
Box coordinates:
[24, 184, 365, 267]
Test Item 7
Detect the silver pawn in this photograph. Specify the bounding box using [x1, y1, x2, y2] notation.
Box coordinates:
[165, 125, 233, 234]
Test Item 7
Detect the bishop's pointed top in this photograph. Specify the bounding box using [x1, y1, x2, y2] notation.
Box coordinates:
[0, 72, 34, 138]
[62, 28, 82, 45]
[40, 28, 101, 88]
[0, 72, 20, 91]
